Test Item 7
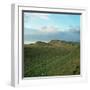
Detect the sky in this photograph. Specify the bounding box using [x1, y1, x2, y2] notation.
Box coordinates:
[24, 12, 80, 44]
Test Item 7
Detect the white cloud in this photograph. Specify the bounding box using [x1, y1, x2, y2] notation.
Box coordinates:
[31, 13, 49, 20]
[24, 13, 51, 29]
[39, 26, 60, 33]
[24, 26, 60, 35]
[24, 25, 70, 35]
[66, 26, 80, 33]
[24, 12, 50, 20]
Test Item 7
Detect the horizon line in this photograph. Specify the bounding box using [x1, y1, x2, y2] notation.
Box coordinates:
[24, 39, 80, 44]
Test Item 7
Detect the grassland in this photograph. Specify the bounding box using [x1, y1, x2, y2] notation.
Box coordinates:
[24, 40, 80, 77]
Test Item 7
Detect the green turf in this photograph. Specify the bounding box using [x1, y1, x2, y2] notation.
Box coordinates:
[24, 40, 80, 77]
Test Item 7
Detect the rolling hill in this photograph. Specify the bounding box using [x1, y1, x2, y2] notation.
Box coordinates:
[24, 40, 80, 77]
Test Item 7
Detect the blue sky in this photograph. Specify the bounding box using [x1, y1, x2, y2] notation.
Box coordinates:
[24, 12, 80, 44]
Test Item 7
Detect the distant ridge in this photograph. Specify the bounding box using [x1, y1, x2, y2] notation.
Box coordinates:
[24, 40, 80, 48]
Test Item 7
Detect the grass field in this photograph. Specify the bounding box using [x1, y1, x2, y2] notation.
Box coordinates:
[24, 40, 80, 77]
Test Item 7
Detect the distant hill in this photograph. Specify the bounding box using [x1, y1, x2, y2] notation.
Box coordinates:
[49, 40, 79, 44]
[25, 40, 80, 48]
[35, 41, 48, 45]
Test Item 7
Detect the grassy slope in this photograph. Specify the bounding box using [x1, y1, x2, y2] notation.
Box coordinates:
[24, 41, 80, 77]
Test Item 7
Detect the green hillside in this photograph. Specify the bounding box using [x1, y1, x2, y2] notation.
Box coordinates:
[24, 40, 80, 77]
